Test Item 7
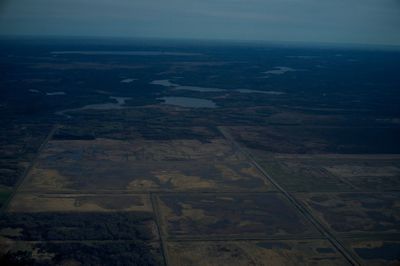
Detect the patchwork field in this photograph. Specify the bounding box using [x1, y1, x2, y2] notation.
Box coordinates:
[156, 193, 319, 239]
[2, 126, 290, 264]
[343, 239, 400, 266]
[258, 154, 400, 192]
[8, 193, 153, 212]
[227, 126, 400, 154]
[259, 159, 353, 192]
[321, 159, 400, 191]
[20, 138, 272, 193]
[2, 39, 400, 265]
[3, 123, 399, 265]
[296, 193, 400, 235]
[167, 240, 350, 266]
[40, 137, 241, 162]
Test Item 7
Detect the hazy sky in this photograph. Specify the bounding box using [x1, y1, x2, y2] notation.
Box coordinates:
[1, 0, 400, 45]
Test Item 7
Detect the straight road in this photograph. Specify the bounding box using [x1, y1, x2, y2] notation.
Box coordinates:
[218, 126, 360, 266]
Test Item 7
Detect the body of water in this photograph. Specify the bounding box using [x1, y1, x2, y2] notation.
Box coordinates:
[56, 96, 131, 118]
[150, 80, 179, 87]
[159, 97, 217, 108]
[264, 66, 297, 75]
[151, 79, 284, 95]
[51, 51, 202, 56]
[46, 91, 66, 96]
[120, 78, 136, 83]
[236, 89, 285, 95]
[175, 86, 226, 92]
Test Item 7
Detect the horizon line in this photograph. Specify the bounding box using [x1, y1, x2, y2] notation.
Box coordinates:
[1, 34, 400, 51]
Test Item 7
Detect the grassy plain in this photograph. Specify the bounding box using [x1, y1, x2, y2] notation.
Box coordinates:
[157, 193, 318, 239]
[343, 239, 400, 266]
[20, 137, 272, 192]
[8, 193, 153, 212]
[1, 40, 400, 265]
[296, 193, 400, 235]
[167, 240, 350, 266]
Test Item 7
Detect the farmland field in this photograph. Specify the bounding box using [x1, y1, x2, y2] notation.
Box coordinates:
[1, 38, 399, 265]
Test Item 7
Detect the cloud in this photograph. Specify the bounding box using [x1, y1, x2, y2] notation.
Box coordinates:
[0, 0, 399, 45]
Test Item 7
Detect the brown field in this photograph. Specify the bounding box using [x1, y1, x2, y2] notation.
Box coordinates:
[40, 138, 241, 161]
[259, 159, 353, 192]
[167, 240, 350, 266]
[227, 126, 400, 154]
[257, 154, 400, 192]
[322, 159, 400, 191]
[22, 159, 272, 192]
[296, 193, 400, 235]
[226, 126, 330, 154]
[8, 193, 153, 212]
[20, 137, 270, 192]
[157, 193, 319, 239]
[343, 239, 400, 266]
[3, 43, 400, 265]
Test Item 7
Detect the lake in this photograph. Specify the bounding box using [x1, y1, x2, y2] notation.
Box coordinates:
[159, 97, 217, 108]
[56, 96, 131, 118]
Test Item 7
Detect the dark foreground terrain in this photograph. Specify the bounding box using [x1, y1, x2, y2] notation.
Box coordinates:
[0, 37, 399, 265]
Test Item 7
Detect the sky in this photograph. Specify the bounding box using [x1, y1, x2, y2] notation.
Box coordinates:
[0, 0, 400, 46]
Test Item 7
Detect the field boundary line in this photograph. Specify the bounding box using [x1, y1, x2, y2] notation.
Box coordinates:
[1, 125, 58, 212]
[150, 193, 169, 266]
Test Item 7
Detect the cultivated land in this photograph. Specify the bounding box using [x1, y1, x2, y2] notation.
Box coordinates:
[0, 38, 399, 265]
[166, 240, 351, 266]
